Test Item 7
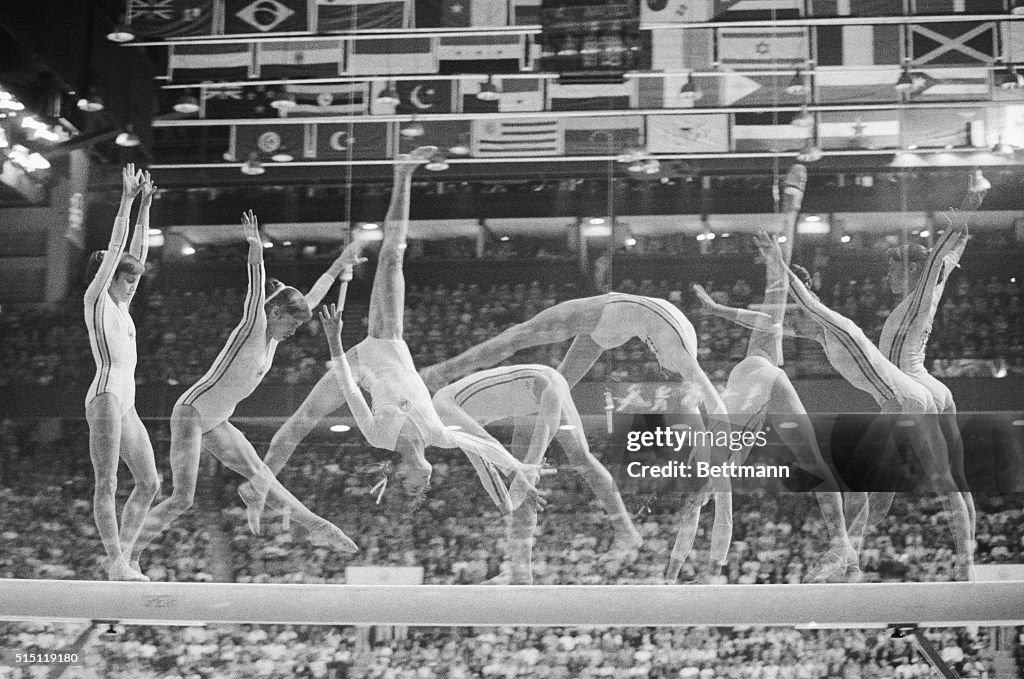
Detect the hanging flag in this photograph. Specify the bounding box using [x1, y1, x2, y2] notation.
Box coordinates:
[635, 74, 702, 108]
[548, 81, 636, 111]
[818, 110, 900, 150]
[910, 22, 997, 66]
[316, 0, 409, 31]
[128, 0, 214, 38]
[911, 0, 1005, 13]
[1001, 104, 1024, 146]
[1003, 21, 1024, 67]
[231, 124, 308, 160]
[395, 120, 472, 154]
[645, 28, 714, 73]
[693, 72, 804, 107]
[285, 82, 368, 115]
[814, 25, 902, 66]
[347, 37, 437, 74]
[641, 0, 712, 23]
[471, 119, 563, 156]
[312, 121, 391, 159]
[903, 107, 987, 147]
[224, 0, 312, 33]
[562, 116, 644, 155]
[169, 44, 255, 82]
[814, 67, 903, 103]
[256, 40, 344, 78]
[436, 35, 525, 71]
[646, 113, 729, 152]
[908, 67, 990, 100]
[415, 0, 507, 27]
[807, 0, 904, 14]
[511, 0, 540, 23]
[201, 86, 276, 118]
[716, 27, 809, 69]
[395, 79, 455, 114]
[461, 76, 545, 112]
[731, 112, 810, 151]
[712, 0, 803, 20]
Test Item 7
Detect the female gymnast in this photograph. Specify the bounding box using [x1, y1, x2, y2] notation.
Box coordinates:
[84, 164, 158, 581]
[432, 364, 642, 583]
[131, 210, 361, 567]
[241, 148, 543, 533]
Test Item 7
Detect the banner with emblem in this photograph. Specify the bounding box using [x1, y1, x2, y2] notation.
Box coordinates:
[902, 107, 989, 148]
[231, 124, 308, 161]
[460, 76, 545, 112]
[562, 116, 644, 156]
[646, 113, 729, 153]
[471, 119, 563, 156]
[224, 0, 313, 33]
[256, 40, 344, 78]
[311, 121, 391, 159]
[201, 85, 276, 118]
[284, 82, 368, 115]
[395, 120, 472, 155]
[716, 26, 809, 70]
[818, 110, 901, 150]
[548, 81, 636, 111]
[127, 0, 214, 38]
[731, 112, 810, 151]
[415, 0, 508, 27]
[436, 35, 526, 71]
[906, 67, 990, 101]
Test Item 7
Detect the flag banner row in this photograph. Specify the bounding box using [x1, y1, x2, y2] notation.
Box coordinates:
[128, 0, 1013, 38]
[191, 67, 1016, 122]
[223, 106, 1005, 160]
[166, 20, 1009, 85]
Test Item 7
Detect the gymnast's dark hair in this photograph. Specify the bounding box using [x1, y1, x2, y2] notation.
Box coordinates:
[790, 263, 812, 288]
[265, 277, 312, 321]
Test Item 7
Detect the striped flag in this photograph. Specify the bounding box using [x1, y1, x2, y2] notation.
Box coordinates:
[548, 81, 636, 111]
[908, 67, 990, 100]
[694, 72, 804, 107]
[511, 0, 540, 24]
[316, 0, 409, 30]
[461, 77, 545, 112]
[636, 75, 700, 108]
[1003, 20, 1024, 66]
[201, 86, 275, 118]
[814, 25, 902, 66]
[814, 67, 902, 103]
[818, 110, 900, 150]
[807, 0, 905, 14]
[471, 119, 563, 157]
[256, 40, 344, 79]
[231, 124, 307, 160]
[436, 35, 526, 70]
[128, 0, 214, 38]
[224, 0, 311, 33]
[646, 113, 729, 153]
[731, 112, 810, 151]
[285, 82, 368, 115]
[396, 120, 472, 154]
[712, 0, 803, 20]
[641, 0, 713, 23]
[169, 43, 255, 82]
[903, 108, 987, 148]
[716, 27, 809, 69]
[311, 121, 391, 159]
[645, 27, 714, 73]
[347, 37, 437, 74]
[562, 116, 644, 156]
[910, 22, 997, 66]
[415, 0, 507, 27]
[912, 0, 1005, 12]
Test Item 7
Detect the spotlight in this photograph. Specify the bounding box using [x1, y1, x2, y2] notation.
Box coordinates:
[449, 135, 470, 156]
[330, 424, 351, 433]
[970, 169, 991, 192]
[376, 82, 400, 106]
[996, 65, 1020, 90]
[425, 151, 449, 171]
[476, 77, 500, 102]
[361, 222, 379, 230]
[894, 67, 914, 92]
[0, 128, 7, 148]
[106, 22, 135, 43]
[270, 147, 294, 162]
[644, 159, 661, 174]
[785, 69, 807, 96]
[115, 126, 141, 147]
[240, 153, 265, 175]
[796, 143, 823, 163]
[270, 90, 297, 111]
[77, 88, 105, 112]
[679, 77, 702, 101]
[791, 106, 814, 129]
[0, 91, 24, 112]
[400, 120, 425, 138]
[173, 93, 200, 114]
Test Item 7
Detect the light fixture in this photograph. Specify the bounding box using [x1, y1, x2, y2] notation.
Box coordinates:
[791, 105, 814, 128]
[400, 119, 425, 138]
[919, 230, 930, 238]
[796, 142, 823, 163]
[329, 424, 351, 433]
[476, 76, 500, 102]
[679, 77, 702, 101]
[804, 215, 821, 222]
[970, 168, 991, 192]
[77, 87, 104, 112]
[499, 235, 510, 242]
[241, 152, 265, 175]
[0, 128, 7, 148]
[270, 90, 297, 111]
[115, 125, 141, 147]
[840, 234, 851, 243]
[361, 222, 379, 230]
[425, 150, 449, 171]
[449, 134, 470, 156]
[0, 91, 24, 112]
[181, 244, 196, 256]
[270, 146, 294, 162]
[106, 21, 135, 43]
[894, 63, 914, 92]
[173, 92, 200, 114]
[1013, 0, 1024, 14]
[376, 81, 400, 106]
[785, 69, 807, 96]
[644, 159, 661, 174]
[624, 236, 637, 247]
